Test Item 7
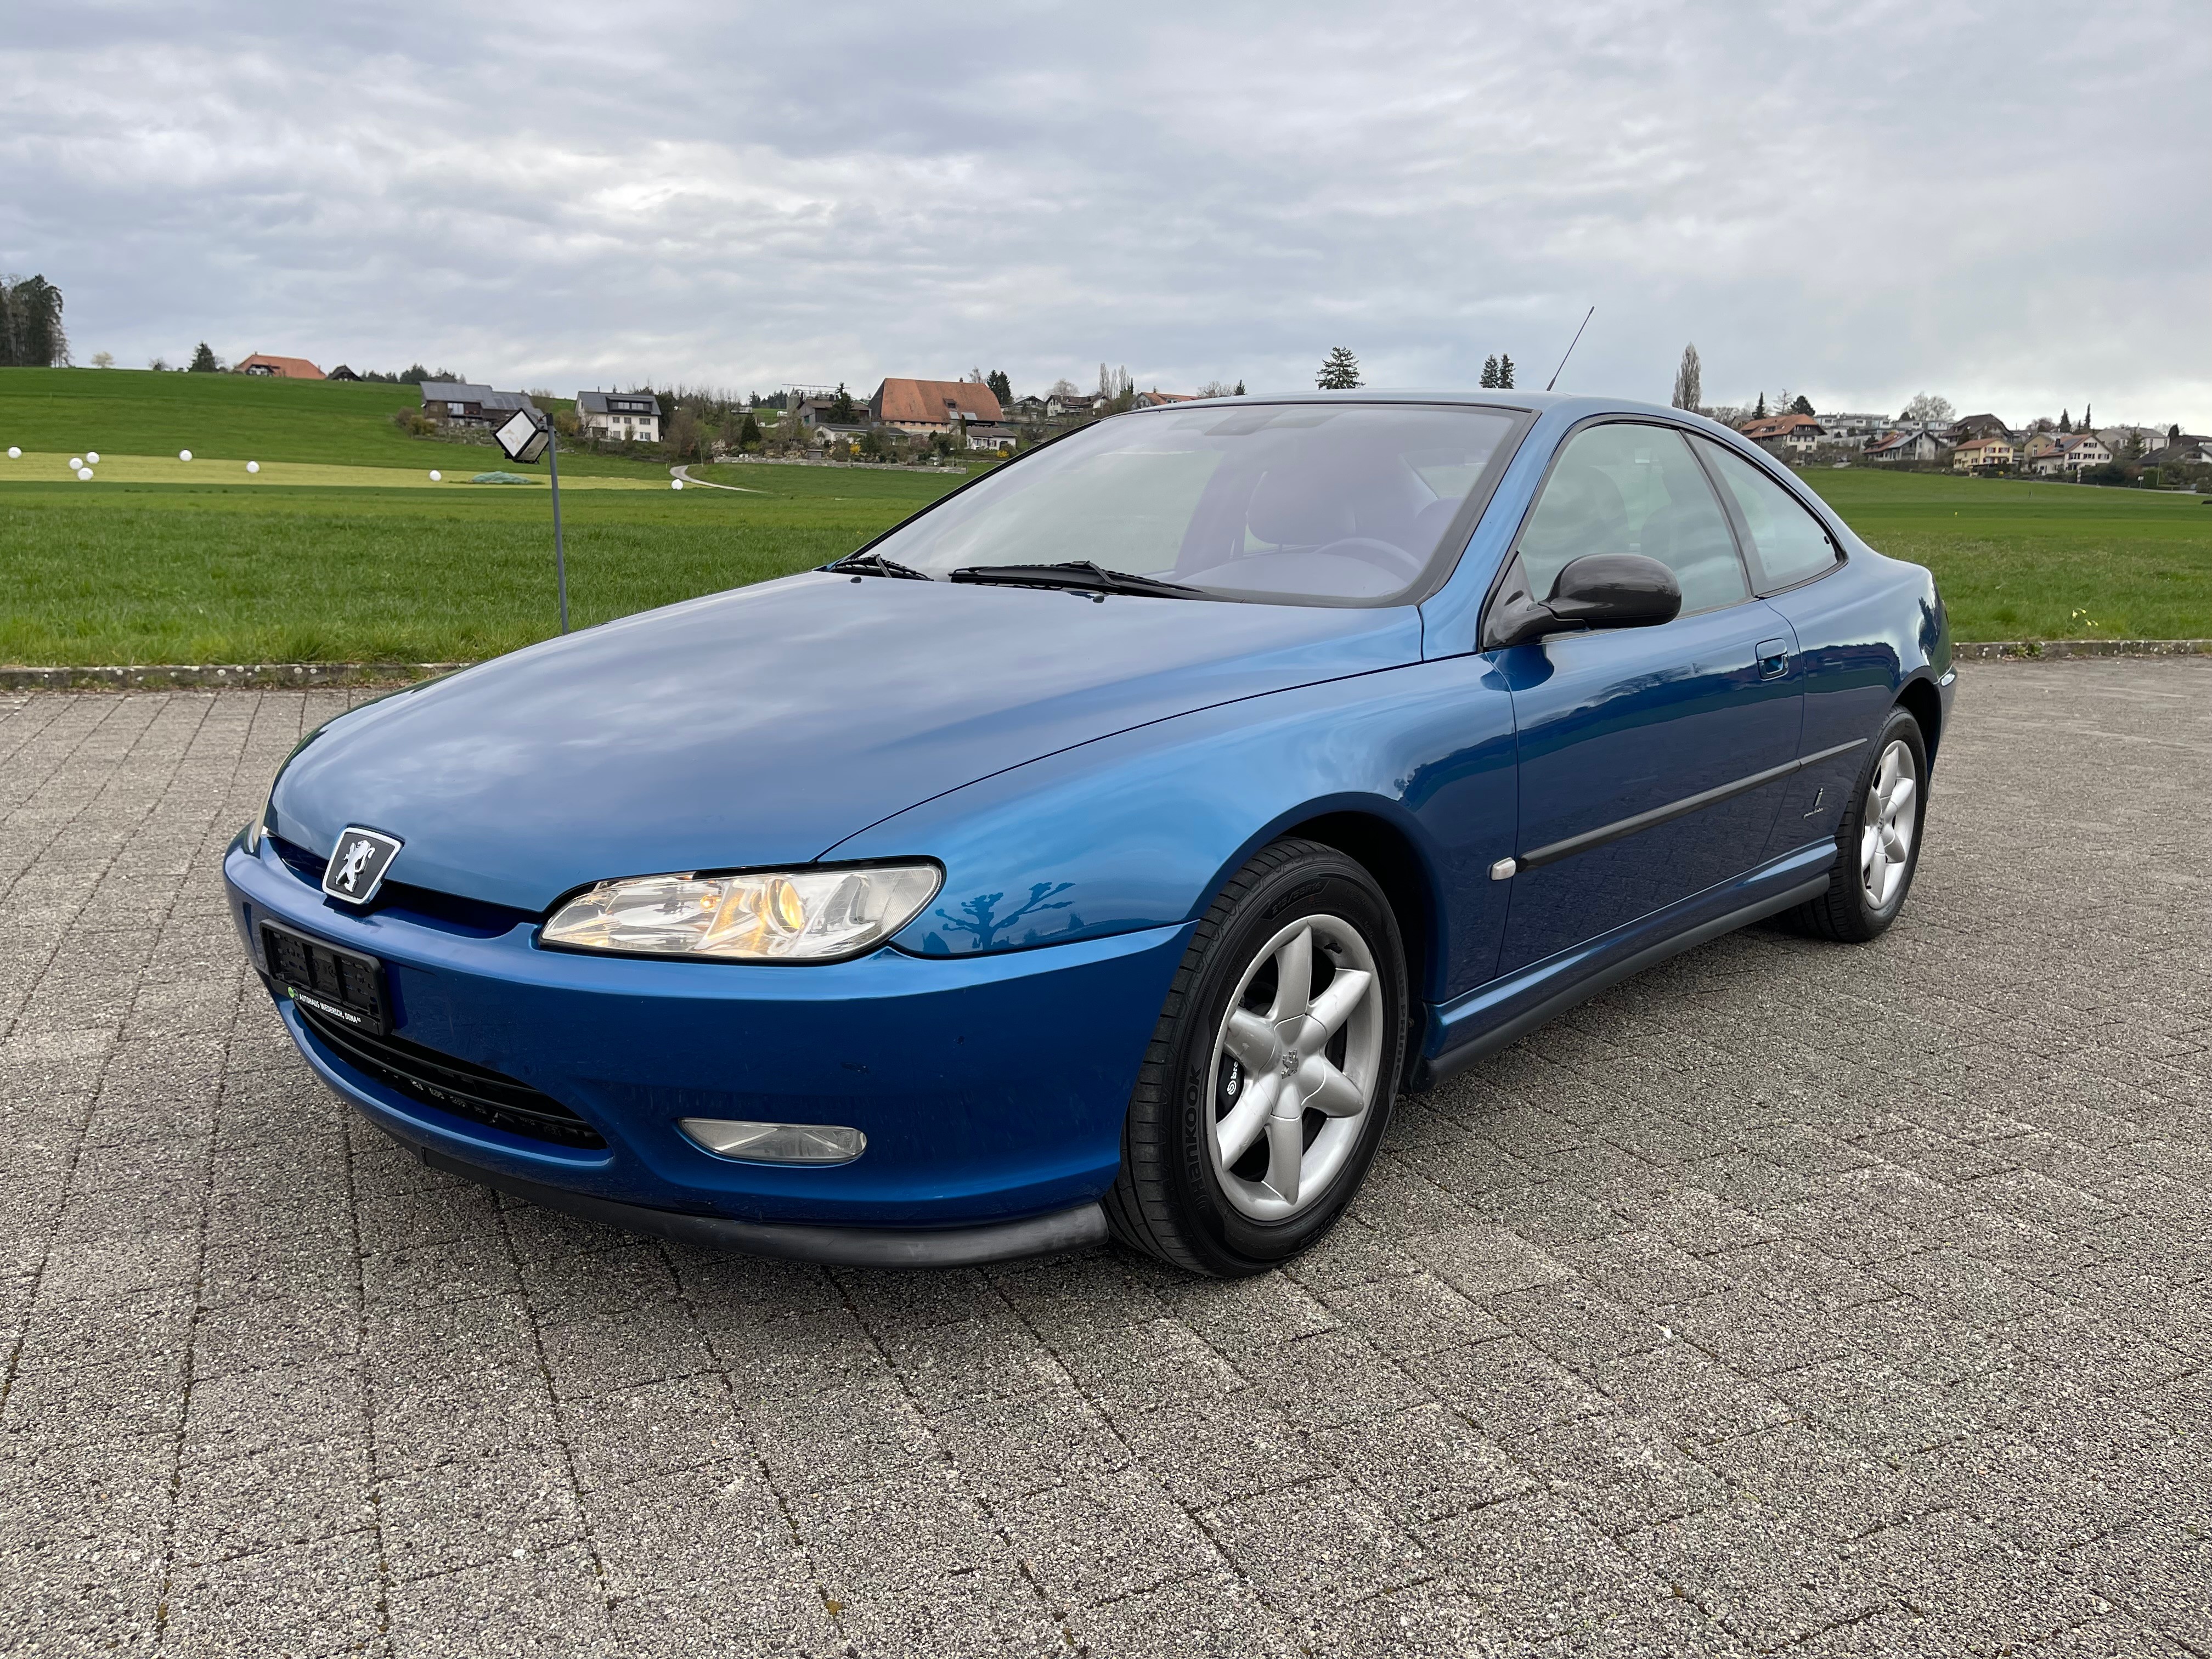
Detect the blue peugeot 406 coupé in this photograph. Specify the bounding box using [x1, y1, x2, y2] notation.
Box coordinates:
[224, 392, 1953, 1277]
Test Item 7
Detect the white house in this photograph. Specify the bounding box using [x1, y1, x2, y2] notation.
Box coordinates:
[1866, 430, 1945, 464]
[576, 391, 663, 443]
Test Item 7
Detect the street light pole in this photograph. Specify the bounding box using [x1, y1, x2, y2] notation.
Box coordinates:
[492, 403, 568, 635]
[548, 425, 569, 634]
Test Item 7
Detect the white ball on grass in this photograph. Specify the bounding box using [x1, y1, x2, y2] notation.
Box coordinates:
[78, 467, 93, 481]
[5, 447, 19, 459]
[86, 451, 100, 464]
[428, 470, 441, 482]
[179, 449, 193, 461]
[246, 461, 260, 474]
[671, 478, 684, 489]
[70, 457, 82, 469]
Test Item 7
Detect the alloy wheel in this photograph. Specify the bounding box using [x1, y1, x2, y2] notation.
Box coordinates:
[1206, 913, 1385, 1222]
[1859, 738, 1919, 911]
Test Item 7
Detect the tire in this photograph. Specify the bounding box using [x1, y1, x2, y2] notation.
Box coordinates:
[1103, 838, 1407, 1277]
[1782, 707, 1929, 943]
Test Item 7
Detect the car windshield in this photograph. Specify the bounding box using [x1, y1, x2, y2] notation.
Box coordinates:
[856, 402, 1523, 605]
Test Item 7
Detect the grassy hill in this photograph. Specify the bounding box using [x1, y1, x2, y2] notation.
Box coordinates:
[4, 366, 2208, 664]
[0, 365, 654, 477]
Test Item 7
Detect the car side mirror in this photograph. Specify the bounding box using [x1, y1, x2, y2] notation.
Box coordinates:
[1485, 553, 1682, 649]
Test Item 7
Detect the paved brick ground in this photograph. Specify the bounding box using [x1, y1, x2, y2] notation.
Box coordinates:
[2, 660, 2208, 1658]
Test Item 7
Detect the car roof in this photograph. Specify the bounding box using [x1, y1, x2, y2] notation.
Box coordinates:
[1124, 388, 1722, 428]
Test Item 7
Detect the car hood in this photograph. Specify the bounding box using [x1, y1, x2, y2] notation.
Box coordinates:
[271, 572, 1423, 913]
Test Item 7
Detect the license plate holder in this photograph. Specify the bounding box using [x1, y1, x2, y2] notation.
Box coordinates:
[261, 919, 391, 1035]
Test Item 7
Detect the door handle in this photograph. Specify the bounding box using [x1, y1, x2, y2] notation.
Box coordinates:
[1756, 637, 1790, 680]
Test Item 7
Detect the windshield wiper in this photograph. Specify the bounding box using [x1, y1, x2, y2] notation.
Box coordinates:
[825, 551, 934, 581]
[947, 560, 1206, 600]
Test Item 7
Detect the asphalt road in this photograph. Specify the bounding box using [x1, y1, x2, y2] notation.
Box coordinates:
[2, 659, 2208, 1658]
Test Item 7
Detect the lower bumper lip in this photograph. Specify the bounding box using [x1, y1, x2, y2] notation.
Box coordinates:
[406, 1132, 1108, 1267]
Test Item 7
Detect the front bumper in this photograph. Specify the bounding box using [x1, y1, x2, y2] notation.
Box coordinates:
[224, 834, 1187, 1246]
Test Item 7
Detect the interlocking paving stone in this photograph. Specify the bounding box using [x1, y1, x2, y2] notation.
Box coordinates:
[0, 659, 2207, 1655]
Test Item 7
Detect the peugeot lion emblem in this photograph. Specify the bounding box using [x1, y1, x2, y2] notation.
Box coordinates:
[322, 827, 403, 906]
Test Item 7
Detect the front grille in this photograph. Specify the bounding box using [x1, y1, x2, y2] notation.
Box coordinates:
[292, 1002, 607, 1149]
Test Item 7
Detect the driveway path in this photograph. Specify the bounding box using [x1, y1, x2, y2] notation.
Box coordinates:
[2, 661, 2207, 1657]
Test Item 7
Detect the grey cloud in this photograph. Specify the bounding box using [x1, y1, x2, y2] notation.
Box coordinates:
[4, 1, 2208, 424]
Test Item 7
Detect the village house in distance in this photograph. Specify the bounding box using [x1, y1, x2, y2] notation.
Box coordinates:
[236, 353, 324, 379]
[416, 381, 539, 430]
[575, 390, 663, 443]
[870, 377, 1017, 451]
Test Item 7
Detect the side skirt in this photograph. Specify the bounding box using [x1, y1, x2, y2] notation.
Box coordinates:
[1410, 843, 1836, 1091]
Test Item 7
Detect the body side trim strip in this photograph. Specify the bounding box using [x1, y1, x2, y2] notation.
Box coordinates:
[1520, 737, 1865, 870]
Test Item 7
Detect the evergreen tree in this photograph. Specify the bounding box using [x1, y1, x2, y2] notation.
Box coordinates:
[1754, 392, 1768, 419]
[1480, 354, 1499, 390]
[2171, 424, 2183, 442]
[1316, 347, 1362, 390]
[1790, 394, 1815, 416]
[0, 275, 69, 367]
[739, 412, 763, 450]
[189, 341, 222, 373]
[1497, 354, 1515, 389]
[1671, 344, 1701, 411]
[1233, 380, 1245, 396]
[830, 382, 855, 423]
[2083, 402, 2092, 431]
[986, 369, 1011, 405]
[2059, 410, 2071, 432]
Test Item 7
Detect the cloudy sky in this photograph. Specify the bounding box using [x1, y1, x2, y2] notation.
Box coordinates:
[7, 2, 2209, 425]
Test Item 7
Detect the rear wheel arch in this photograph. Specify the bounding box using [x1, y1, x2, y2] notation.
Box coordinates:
[1897, 675, 1942, 763]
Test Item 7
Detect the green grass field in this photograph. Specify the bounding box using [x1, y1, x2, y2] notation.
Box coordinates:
[4, 367, 2208, 663]
[1793, 467, 2211, 642]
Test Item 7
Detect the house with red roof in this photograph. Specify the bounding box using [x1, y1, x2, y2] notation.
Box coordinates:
[870, 378, 1003, 435]
[236, 354, 325, 380]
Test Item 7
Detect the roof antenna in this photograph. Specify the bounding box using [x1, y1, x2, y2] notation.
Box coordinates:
[1545, 306, 1596, 392]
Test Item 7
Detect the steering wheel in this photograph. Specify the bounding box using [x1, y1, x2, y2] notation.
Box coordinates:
[1309, 538, 1423, 579]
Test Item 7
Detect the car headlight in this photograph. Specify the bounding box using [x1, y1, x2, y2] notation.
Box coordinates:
[540, 864, 941, 963]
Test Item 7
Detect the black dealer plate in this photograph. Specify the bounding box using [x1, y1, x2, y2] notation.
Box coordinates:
[261, 919, 391, 1035]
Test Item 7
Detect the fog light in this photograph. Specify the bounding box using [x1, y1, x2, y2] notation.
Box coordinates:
[679, 1118, 866, 1165]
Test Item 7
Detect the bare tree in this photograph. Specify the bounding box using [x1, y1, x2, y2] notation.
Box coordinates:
[1671, 344, 1701, 411]
[1902, 393, 1955, 424]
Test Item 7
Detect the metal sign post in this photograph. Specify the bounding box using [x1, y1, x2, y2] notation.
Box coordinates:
[493, 407, 567, 633]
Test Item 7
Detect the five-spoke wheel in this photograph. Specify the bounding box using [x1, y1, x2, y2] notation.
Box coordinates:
[1105, 838, 1406, 1277]
[1786, 706, 1930, 943]
[1208, 915, 1386, 1221]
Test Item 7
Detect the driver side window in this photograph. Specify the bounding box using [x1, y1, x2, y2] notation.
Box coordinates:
[1517, 424, 1749, 614]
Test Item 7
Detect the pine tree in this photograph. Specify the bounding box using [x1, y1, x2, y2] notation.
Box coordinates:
[1671, 345, 1701, 411]
[1480, 354, 1499, 390]
[1754, 392, 1768, 419]
[1233, 381, 1245, 396]
[1790, 394, 1815, 416]
[189, 341, 221, 373]
[830, 382, 855, 424]
[739, 412, 763, 450]
[2059, 410, 2071, 433]
[986, 369, 1011, 405]
[0, 275, 69, 368]
[2082, 403, 2092, 431]
[1316, 347, 1362, 391]
[1497, 354, 1515, 389]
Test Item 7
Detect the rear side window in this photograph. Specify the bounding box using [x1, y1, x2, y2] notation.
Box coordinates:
[1697, 441, 1842, 590]
[1516, 423, 1748, 614]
